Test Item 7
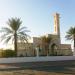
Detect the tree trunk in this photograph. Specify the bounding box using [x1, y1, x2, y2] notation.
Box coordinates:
[14, 32, 17, 56]
[74, 38, 75, 52]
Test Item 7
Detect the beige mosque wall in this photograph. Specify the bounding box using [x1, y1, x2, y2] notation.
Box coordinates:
[17, 13, 73, 56]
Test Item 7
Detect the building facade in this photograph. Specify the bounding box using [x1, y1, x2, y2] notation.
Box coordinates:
[17, 43, 35, 56]
[17, 13, 73, 56]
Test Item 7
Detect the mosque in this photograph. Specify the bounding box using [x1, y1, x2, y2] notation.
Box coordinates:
[17, 13, 73, 56]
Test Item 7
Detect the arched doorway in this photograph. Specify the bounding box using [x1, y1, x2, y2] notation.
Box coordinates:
[51, 43, 58, 55]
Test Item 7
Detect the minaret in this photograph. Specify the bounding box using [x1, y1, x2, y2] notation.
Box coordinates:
[54, 13, 61, 44]
[54, 13, 60, 35]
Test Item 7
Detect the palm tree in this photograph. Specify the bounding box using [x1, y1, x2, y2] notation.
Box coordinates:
[0, 18, 30, 56]
[41, 36, 52, 56]
[65, 26, 75, 54]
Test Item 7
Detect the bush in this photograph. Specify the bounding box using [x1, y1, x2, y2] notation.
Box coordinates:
[0, 49, 15, 57]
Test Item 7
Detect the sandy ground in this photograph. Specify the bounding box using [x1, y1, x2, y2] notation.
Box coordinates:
[0, 70, 72, 75]
[0, 60, 75, 75]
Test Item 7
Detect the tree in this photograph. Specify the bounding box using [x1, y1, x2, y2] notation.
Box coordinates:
[41, 36, 52, 56]
[65, 27, 75, 54]
[0, 18, 30, 56]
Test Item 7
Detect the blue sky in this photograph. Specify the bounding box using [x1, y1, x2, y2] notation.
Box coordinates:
[0, 0, 74, 48]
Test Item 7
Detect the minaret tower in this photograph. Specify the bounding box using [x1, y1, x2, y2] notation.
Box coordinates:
[54, 13, 61, 44]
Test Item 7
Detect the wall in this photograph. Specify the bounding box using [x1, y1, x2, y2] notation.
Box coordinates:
[0, 56, 75, 63]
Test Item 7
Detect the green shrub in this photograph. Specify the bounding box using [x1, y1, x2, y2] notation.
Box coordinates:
[0, 49, 15, 57]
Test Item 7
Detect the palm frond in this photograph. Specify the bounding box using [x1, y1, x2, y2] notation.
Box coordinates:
[18, 27, 27, 31]
[0, 35, 12, 44]
[65, 26, 75, 40]
[18, 27, 30, 34]
[18, 35, 28, 43]
[65, 34, 72, 40]
[18, 31, 30, 38]
[0, 27, 13, 33]
[7, 18, 22, 31]
[4, 36, 12, 44]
